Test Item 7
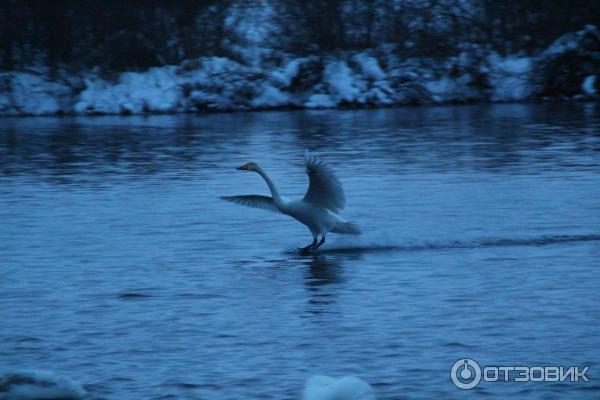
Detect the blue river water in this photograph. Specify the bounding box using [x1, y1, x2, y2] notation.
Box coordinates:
[1, 103, 599, 399]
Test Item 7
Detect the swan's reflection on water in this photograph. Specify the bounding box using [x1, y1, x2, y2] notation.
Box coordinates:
[300, 254, 344, 317]
[298, 253, 362, 317]
[303, 254, 346, 287]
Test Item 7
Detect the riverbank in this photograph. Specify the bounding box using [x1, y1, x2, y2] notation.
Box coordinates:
[0, 26, 598, 116]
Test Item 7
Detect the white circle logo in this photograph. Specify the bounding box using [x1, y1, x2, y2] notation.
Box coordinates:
[451, 358, 482, 389]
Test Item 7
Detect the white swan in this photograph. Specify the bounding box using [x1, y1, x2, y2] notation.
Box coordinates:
[0, 370, 87, 400]
[221, 154, 361, 251]
[303, 375, 376, 400]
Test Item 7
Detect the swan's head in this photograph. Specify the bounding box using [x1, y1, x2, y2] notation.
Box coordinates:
[237, 162, 259, 171]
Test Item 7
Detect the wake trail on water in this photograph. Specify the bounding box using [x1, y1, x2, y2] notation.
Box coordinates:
[287, 233, 600, 255]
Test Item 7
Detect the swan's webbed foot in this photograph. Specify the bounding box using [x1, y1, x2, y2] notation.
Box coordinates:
[299, 238, 318, 254]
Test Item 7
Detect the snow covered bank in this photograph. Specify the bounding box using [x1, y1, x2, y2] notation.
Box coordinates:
[532, 25, 600, 98]
[0, 26, 598, 116]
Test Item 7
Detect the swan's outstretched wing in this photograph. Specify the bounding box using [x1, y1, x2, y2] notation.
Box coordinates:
[303, 154, 345, 212]
[220, 195, 281, 214]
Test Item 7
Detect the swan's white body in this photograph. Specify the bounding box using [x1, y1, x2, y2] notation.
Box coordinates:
[222, 155, 361, 250]
[303, 375, 376, 400]
[0, 370, 87, 400]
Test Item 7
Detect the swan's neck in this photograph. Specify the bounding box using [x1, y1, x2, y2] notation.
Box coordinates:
[255, 167, 282, 204]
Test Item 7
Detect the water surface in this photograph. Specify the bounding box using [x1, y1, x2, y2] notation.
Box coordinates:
[1, 104, 599, 399]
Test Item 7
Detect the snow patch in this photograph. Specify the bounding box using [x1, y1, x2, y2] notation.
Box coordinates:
[541, 24, 600, 57]
[251, 85, 290, 108]
[424, 77, 455, 101]
[582, 75, 596, 95]
[323, 60, 363, 103]
[487, 54, 532, 101]
[75, 67, 181, 114]
[305, 94, 337, 108]
[0, 73, 72, 115]
[270, 58, 304, 87]
[353, 54, 385, 80]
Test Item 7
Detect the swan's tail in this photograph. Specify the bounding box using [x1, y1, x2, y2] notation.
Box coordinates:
[331, 221, 362, 235]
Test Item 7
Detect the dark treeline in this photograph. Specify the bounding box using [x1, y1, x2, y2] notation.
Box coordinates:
[0, 0, 234, 71]
[1, 0, 599, 72]
[273, 0, 600, 56]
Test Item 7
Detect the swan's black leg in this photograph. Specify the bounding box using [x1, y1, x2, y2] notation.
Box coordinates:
[316, 236, 325, 249]
[301, 238, 318, 252]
